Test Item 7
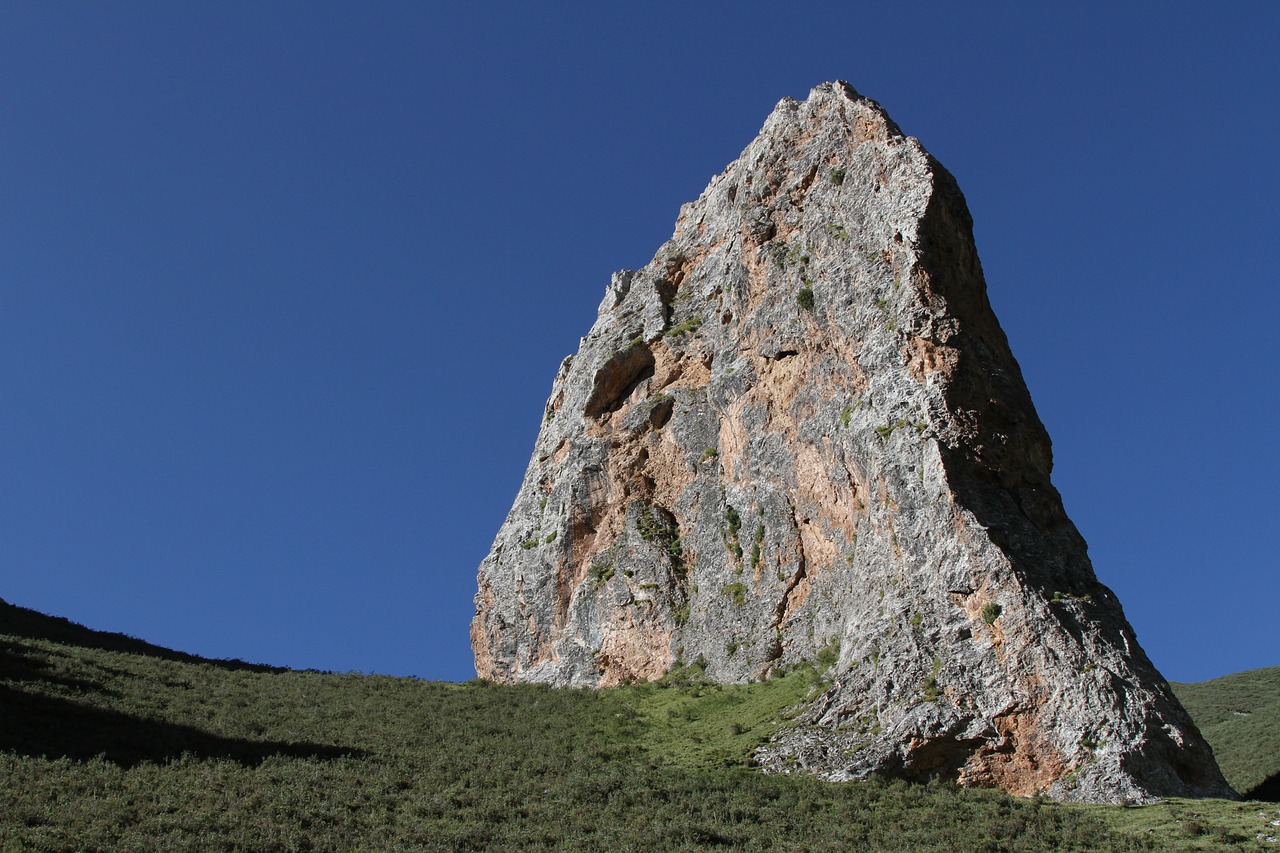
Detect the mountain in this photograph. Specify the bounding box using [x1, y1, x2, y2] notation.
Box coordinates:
[471, 82, 1233, 804]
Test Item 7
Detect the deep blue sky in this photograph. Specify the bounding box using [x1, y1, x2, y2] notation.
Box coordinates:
[2, 3, 1275, 683]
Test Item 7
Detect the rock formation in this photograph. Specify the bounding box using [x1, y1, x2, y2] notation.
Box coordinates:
[471, 82, 1234, 803]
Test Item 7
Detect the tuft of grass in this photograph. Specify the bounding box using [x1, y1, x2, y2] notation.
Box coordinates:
[665, 315, 703, 338]
[749, 519, 765, 572]
[982, 603, 1002, 626]
[876, 418, 909, 439]
[721, 583, 748, 607]
[635, 500, 684, 571]
[724, 505, 743, 564]
[815, 637, 841, 673]
[797, 285, 815, 312]
[590, 560, 615, 585]
[920, 656, 943, 702]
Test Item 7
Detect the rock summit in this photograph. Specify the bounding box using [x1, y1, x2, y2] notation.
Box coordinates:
[471, 82, 1233, 803]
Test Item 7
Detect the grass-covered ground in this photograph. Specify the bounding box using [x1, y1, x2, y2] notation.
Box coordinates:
[1, 599, 1276, 851]
[1173, 667, 1280, 800]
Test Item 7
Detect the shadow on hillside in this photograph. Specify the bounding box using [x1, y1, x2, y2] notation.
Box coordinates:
[0, 600, 362, 767]
[0, 636, 116, 696]
[1247, 773, 1280, 802]
[0, 684, 362, 768]
[0, 598, 286, 673]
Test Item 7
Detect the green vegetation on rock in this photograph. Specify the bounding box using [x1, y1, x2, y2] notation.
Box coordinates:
[724, 505, 743, 564]
[982, 602, 1002, 626]
[721, 582, 748, 607]
[664, 315, 703, 338]
[797, 284, 815, 312]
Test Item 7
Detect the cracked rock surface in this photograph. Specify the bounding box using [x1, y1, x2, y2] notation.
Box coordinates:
[471, 82, 1234, 804]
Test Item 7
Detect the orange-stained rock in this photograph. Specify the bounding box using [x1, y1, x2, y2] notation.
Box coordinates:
[472, 82, 1235, 804]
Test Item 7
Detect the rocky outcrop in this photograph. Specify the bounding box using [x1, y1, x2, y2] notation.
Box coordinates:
[471, 82, 1235, 803]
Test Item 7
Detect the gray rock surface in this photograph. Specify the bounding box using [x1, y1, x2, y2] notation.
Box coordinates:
[471, 81, 1235, 803]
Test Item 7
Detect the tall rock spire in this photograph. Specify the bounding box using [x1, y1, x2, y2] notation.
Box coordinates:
[471, 82, 1234, 803]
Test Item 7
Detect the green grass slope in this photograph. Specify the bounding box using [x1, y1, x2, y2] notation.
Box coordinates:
[1, 598, 1275, 851]
[1173, 667, 1280, 800]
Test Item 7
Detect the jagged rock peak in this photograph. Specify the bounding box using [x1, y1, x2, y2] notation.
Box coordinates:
[471, 81, 1234, 804]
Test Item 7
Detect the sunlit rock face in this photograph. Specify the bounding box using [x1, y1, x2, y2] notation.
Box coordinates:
[471, 82, 1235, 804]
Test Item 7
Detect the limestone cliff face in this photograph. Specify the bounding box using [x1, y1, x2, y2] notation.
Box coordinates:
[471, 82, 1233, 804]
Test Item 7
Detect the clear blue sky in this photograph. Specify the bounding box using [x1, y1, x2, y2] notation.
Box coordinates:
[2, 3, 1275, 683]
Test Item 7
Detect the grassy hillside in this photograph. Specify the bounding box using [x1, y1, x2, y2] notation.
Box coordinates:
[1, 599, 1275, 851]
[1173, 667, 1280, 800]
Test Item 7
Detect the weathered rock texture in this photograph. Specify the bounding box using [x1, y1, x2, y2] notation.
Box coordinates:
[471, 82, 1234, 804]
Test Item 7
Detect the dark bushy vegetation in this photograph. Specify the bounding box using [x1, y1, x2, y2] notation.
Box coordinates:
[796, 285, 815, 312]
[0, 600, 1269, 851]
